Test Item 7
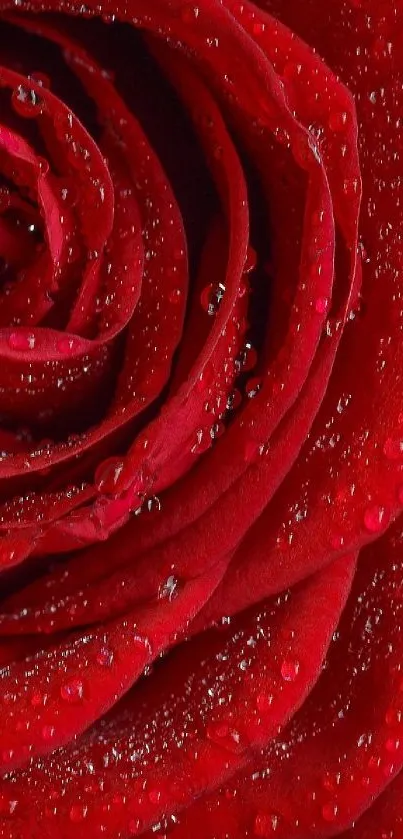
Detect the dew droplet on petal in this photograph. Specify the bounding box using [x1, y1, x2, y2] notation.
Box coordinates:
[256, 693, 274, 712]
[0, 795, 18, 815]
[8, 331, 36, 351]
[57, 336, 79, 356]
[148, 789, 161, 804]
[385, 737, 401, 753]
[322, 802, 339, 823]
[236, 341, 258, 372]
[158, 575, 181, 602]
[244, 246, 257, 273]
[146, 495, 162, 513]
[253, 811, 280, 836]
[69, 804, 88, 823]
[96, 646, 115, 667]
[328, 110, 348, 132]
[168, 288, 182, 305]
[363, 505, 386, 533]
[246, 377, 263, 399]
[37, 157, 50, 176]
[280, 658, 300, 682]
[200, 282, 226, 315]
[206, 722, 243, 753]
[29, 71, 51, 89]
[315, 296, 329, 314]
[128, 818, 143, 835]
[180, 3, 200, 22]
[191, 428, 211, 455]
[95, 458, 125, 493]
[30, 691, 45, 708]
[385, 708, 402, 726]
[12, 84, 43, 117]
[383, 436, 403, 460]
[41, 725, 56, 741]
[60, 678, 84, 703]
[227, 389, 242, 411]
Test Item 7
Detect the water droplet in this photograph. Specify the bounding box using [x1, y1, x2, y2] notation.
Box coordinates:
[41, 725, 56, 741]
[322, 802, 339, 823]
[31, 691, 45, 707]
[69, 804, 88, 823]
[386, 737, 401, 753]
[128, 818, 143, 835]
[146, 495, 161, 513]
[206, 722, 243, 753]
[280, 658, 300, 682]
[152, 815, 180, 836]
[343, 178, 359, 197]
[383, 436, 403, 460]
[168, 288, 182, 305]
[236, 342, 258, 372]
[37, 157, 50, 176]
[0, 795, 18, 815]
[328, 110, 348, 132]
[363, 505, 387, 533]
[244, 246, 257, 274]
[181, 4, 200, 22]
[246, 377, 263, 399]
[12, 84, 44, 117]
[252, 21, 266, 37]
[191, 428, 211, 455]
[254, 812, 280, 836]
[322, 772, 341, 792]
[96, 646, 115, 667]
[227, 389, 242, 411]
[315, 296, 329, 314]
[95, 458, 124, 493]
[385, 708, 402, 726]
[256, 693, 274, 712]
[148, 789, 161, 804]
[8, 331, 36, 351]
[29, 71, 51, 89]
[158, 575, 181, 602]
[200, 282, 226, 315]
[60, 678, 84, 703]
[57, 336, 79, 356]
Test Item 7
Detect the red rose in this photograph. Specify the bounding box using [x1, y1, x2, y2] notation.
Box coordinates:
[0, 0, 400, 836]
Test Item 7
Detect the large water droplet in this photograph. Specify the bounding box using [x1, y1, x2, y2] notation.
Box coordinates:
[8, 331, 36, 351]
[200, 282, 226, 316]
[158, 575, 181, 602]
[95, 458, 124, 493]
[206, 722, 244, 753]
[244, 246, 257, 274]
[236, 342, 257, 373]
[69, 804, 88, 823]
[315, 296, 329, 315]
[328, 110, 348, 132]
[191, 428, 211, 455]
[41, 725, 56, 741]
[12, 84, 44, 118]
[96, 645, 115, 667]
[256, 693, 274, 712]
[363, 505, 386, 533]
[246, 377, 262, 399]
[383, 436, 403, 460]
[60, 678, 84, 703]
[321, 802, 339, 823]
[254, 811, 280, 836]
[280, 658, 300, 682]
